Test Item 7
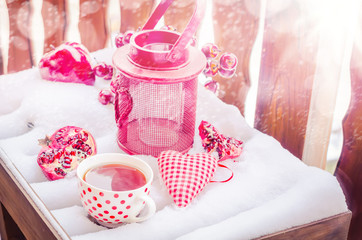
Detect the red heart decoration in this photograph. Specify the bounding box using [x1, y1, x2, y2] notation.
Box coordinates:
[158, 150, 217, 208]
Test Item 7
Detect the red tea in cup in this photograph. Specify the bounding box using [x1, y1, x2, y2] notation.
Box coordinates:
[84, 164, 147, 191]
[77, 153, 156, 224]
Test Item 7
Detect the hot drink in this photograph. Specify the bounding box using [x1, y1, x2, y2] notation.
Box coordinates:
[84, 164, 146, 191]
[77, 153, 156, 224]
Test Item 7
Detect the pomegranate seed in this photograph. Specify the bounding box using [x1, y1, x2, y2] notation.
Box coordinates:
[54, 168, 66, 176]
[82, 132, 88, 141]
[83, 145, 90, 152]
[62, 164, 71, 168]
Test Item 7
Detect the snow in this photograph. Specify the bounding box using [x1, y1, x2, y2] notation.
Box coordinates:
[0, 48, 347, 239]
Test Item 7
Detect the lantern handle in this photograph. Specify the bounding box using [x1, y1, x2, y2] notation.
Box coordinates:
[142, 0, 173, 31]
[142, 0, 206, 62]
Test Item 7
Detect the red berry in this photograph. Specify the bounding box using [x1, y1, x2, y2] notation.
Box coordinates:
[93, 62, 110, 78]
[203, 60, 219, 78]
[201, 43, 220, 59]
[98, 89, 114, 105]
[220, 53, 238, 70]
[218, 67, 236, 79]
[103, 66, 114, 80]
[204, 80, 219, 94]
[123, 31, 134, 45]
[115, 33, 124, 48]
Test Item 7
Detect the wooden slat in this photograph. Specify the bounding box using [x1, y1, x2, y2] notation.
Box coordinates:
[0, 0, 10, 75]
[6, 0, 33, 73]
[29, 0, 44, 66]
[0, 50, 3, 75]
[0, 157, 67, 240]
[0, 53, 2, 75]
[164, 0, 195, 33]
[254, 2, 318, 159]
[334, 27, 362, 240]
[257, 211, 351, 240]
[212, 0, 260, 116]
[42, 0, 66, 53]
[302, 1, 358, 169]
[104, 0, 120, 47]
[120, 0, 155, 32]
[64, 0, 81, 44]
[78, 0, 108, 52]
[0, 204, 26, 240]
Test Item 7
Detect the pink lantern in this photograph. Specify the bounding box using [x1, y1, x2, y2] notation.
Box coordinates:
[112, 0, 206, 157]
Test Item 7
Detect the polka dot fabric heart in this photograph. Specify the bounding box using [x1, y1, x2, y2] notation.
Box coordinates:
[158, 150, 217, 208]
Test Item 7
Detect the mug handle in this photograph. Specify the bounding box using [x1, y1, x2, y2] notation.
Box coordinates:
[131, 195, 156, 222]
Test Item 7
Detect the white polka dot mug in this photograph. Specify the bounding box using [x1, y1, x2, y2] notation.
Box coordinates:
[77, 153, 156, 226]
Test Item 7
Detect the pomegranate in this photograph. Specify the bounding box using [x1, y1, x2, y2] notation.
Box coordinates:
[38, 42, 95, 86]
[199, 120, 243, 161]
[37, 126, 97, 181]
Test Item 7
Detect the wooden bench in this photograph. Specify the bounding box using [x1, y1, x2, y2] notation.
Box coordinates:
[0, 0, 360, 239]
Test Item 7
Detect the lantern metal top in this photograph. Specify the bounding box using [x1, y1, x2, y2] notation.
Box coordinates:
[112, 0, 206, 83]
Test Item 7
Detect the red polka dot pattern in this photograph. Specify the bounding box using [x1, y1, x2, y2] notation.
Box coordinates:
[158, 150, 217, 208]
[79, 182, 150, 224]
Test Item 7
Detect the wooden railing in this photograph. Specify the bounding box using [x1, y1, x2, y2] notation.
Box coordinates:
[0, 0, 361, 239]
